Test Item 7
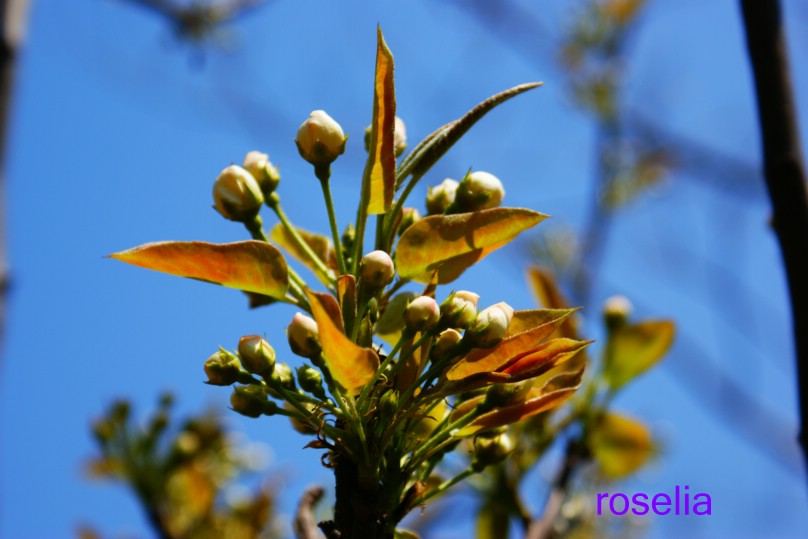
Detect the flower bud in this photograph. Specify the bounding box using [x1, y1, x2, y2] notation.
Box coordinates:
[404, 296, 440, 332]
[287, 313, 321, 358]
[426, 178, 459, 215]
[363, 115, 407, 157]
[204, 349, 242, 386]
[242, 151, 281, 196]
[472, 432, 514, 470]
[455, 171, 505, 212]
[397, 207, 421, 236]
[230, 385, 272, 418]
[238, 335, 276, 379]
[440, 290, 480, 329]
[271, 362, 295, 391]
[286, 401, 318, 434]
[296, 365, 326, 400]
[360, 250, 395, 288]
[603, 295, 633, 330]
[464, 302, 514, 348]
[212, 165, 264, 222]
[295, 110, 347, 167]
[430, 328, 463, 359]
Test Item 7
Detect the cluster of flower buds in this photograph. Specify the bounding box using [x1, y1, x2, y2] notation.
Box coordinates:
[212, 150, 281, 224]
[425, 171, 505, 215]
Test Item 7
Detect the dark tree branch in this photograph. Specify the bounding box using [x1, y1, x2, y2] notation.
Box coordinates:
[525, 439, 584, 539]
[740, 0, 808, 474]
[294, 486, 325, 539]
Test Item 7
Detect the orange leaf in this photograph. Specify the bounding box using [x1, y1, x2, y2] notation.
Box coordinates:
[362, 26, 396, 214]
[396, 208, 547, 283]
[270, 223, 336, 285]
[109, 240, 289, 299]
[527, 267, 579, 338]
[501, 338, 591, 378]
[306, 290, 379, 397]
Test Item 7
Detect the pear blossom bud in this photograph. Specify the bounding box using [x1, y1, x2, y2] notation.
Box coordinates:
[360, 250, 395, 288]
[266, 362, 295, 399]
[604, 295, 633, 330]
[204, 349, 242, 386]
[212, 165, 264, 222]
[230, 385, 273, 418]
[393, 116, 408, 157]
[397, 207, 421, 236]
[242, 151, 281, 196]
[431, 328, 463, 359]
[296, 365, 326, 400]
[295, 110, 347, 167]
[238, 335, 276, 379]
[426, 178, 459, 215]
[472, 432, 514, 470]
[465, 302, 514, 348]
[455, 171, 505, 212]
[287, 313, 321, 358]
[404, 296, 440, 332]
[440, 290, 480, 329]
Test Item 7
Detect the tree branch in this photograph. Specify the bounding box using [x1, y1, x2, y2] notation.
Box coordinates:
[294, 486, 325, 539]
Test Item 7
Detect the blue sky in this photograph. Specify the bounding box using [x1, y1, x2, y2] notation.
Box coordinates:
[1, 0, 808, 537]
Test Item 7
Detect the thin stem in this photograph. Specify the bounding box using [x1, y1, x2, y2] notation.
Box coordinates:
[316, 167, 348, 276]
[357, 331, 410, 412]
[384, 172, 424, 251]
[413, 467, 476, 506]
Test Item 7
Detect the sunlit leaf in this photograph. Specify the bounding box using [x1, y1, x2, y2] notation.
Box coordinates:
[589, 412, 654, 479]
[270, 223, 336, 285]
[527, 266, 579, 338]
[337, 275, 357, 331]
[306, 291, 379, 397]
[109, 240, 289, 299]
[362, 26, 396, 214]
[396, 208, 547, 283]
[311, 291, 344, 333]
[500, 338, 592, 379]
[605, 320, 675, 391]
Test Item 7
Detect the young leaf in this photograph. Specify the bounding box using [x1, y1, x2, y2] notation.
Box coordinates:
[109, 241, 289, 299]
[605, 320, 675, 391]
[362, 26, 396, 214]
[306, 291, 379, 397]
[589, 412, 654, 479]
[527, 266, 580, 338]
[269, 223, 336, 285]
[396, 208, 547, 283]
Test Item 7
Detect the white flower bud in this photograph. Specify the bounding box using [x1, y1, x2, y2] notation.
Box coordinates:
[604, 295, 633, 329]
[431, 328, 463, 359]
[295, 110, 347, 167]
[212, 165, 264, 222]
[238, 335, 276, 379]
[465, 302, 514, 348]
[393, 116, 407, 157]
[455, 171, 505, 212]
[404, 296, 440, 332]
[287, 313, 321, 358]
[360, 250, 395, 288]
[426, 178, 459, 215]
[398, 207, 421, 236]
[242, 151, 280, 196]
[440, 290, 480, 329]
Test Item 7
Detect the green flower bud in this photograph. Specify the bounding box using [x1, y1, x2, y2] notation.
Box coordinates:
[483, 381, 532, 408]
[238, 335, 276, 379]
[242, 151, 281, 196]
[397, 207, 421, 236]
[295, 110, 347, 167]
[204, 349, 242, 386]
[404, 295, 440, 332]
[426, 178, 459, 215]
[360, 250, 395, 288]
[431, 328, 463, 359]
[603, 295, 632, 330]
[454, 171, 505, 212]
[378, 389, 399, 419]
[286, 401, 318, 434]
[472, 432, 514, 470]
[212, 165, 264, 222]
[464, 302, 514, 348]
[287, 313, 322, 358]
[297, 365, 326, 400]
[230, 385, 272, 418]
[271, 362, 296, 393]
[440, 290, 480, 329]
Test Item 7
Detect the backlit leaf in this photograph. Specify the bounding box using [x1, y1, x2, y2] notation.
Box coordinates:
[109, 241, 289, 299]
[605, 320, 675, 391]
[589, 412, 654, 479]
[269, 223, 336, 285]
[306, 291, 379, 397]
[527, 266, 579, 338]
[396, 208, 547, 283]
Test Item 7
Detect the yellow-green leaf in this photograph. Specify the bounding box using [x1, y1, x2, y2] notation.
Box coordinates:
[589, 412, 654, 479]
[396, 208, 547, 283]
[269, 223, 336, 285]
[605, 320, 675, 391]
[109, 240, 289, 299]
[306, 291, 379, 397]
[362, 26, 396, 214]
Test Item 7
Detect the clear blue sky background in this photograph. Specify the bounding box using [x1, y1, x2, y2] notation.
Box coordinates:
[1, 0, 808, 538]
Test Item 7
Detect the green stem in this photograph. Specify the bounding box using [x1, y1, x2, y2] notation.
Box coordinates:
[316, 166, 348, 276]
[413, 467, 475, 506]
[405, 404, 480, 474]
[384, 172, 423, 251]
[356, 331, 411, 413]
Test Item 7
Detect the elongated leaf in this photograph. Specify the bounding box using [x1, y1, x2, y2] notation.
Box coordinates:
[589, 412, 654, 479]
[306, 291, 379, 397]
[605, 320, 675, 391]
[527, 266, 579, 338]
[446, 309, 575, 381]
[109, 241, 289, 298]
[362, 26, 396, 214]
[501, 338, 591, 377]
[397, 82, 542, 185]
[505, 308, 578, 337]
[397, 208, 547, 283]
[337, 275, 357, 332]
[269, 223, 336, 285]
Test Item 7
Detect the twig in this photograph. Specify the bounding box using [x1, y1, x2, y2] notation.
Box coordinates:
[739, 0, 808, 475]
[526, 439, 583, 539]
[294, 486, 325, 539]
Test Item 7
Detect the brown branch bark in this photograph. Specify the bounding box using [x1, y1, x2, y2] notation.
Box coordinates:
[739, 0, 808, 473]
[294, 486, 325, 539]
